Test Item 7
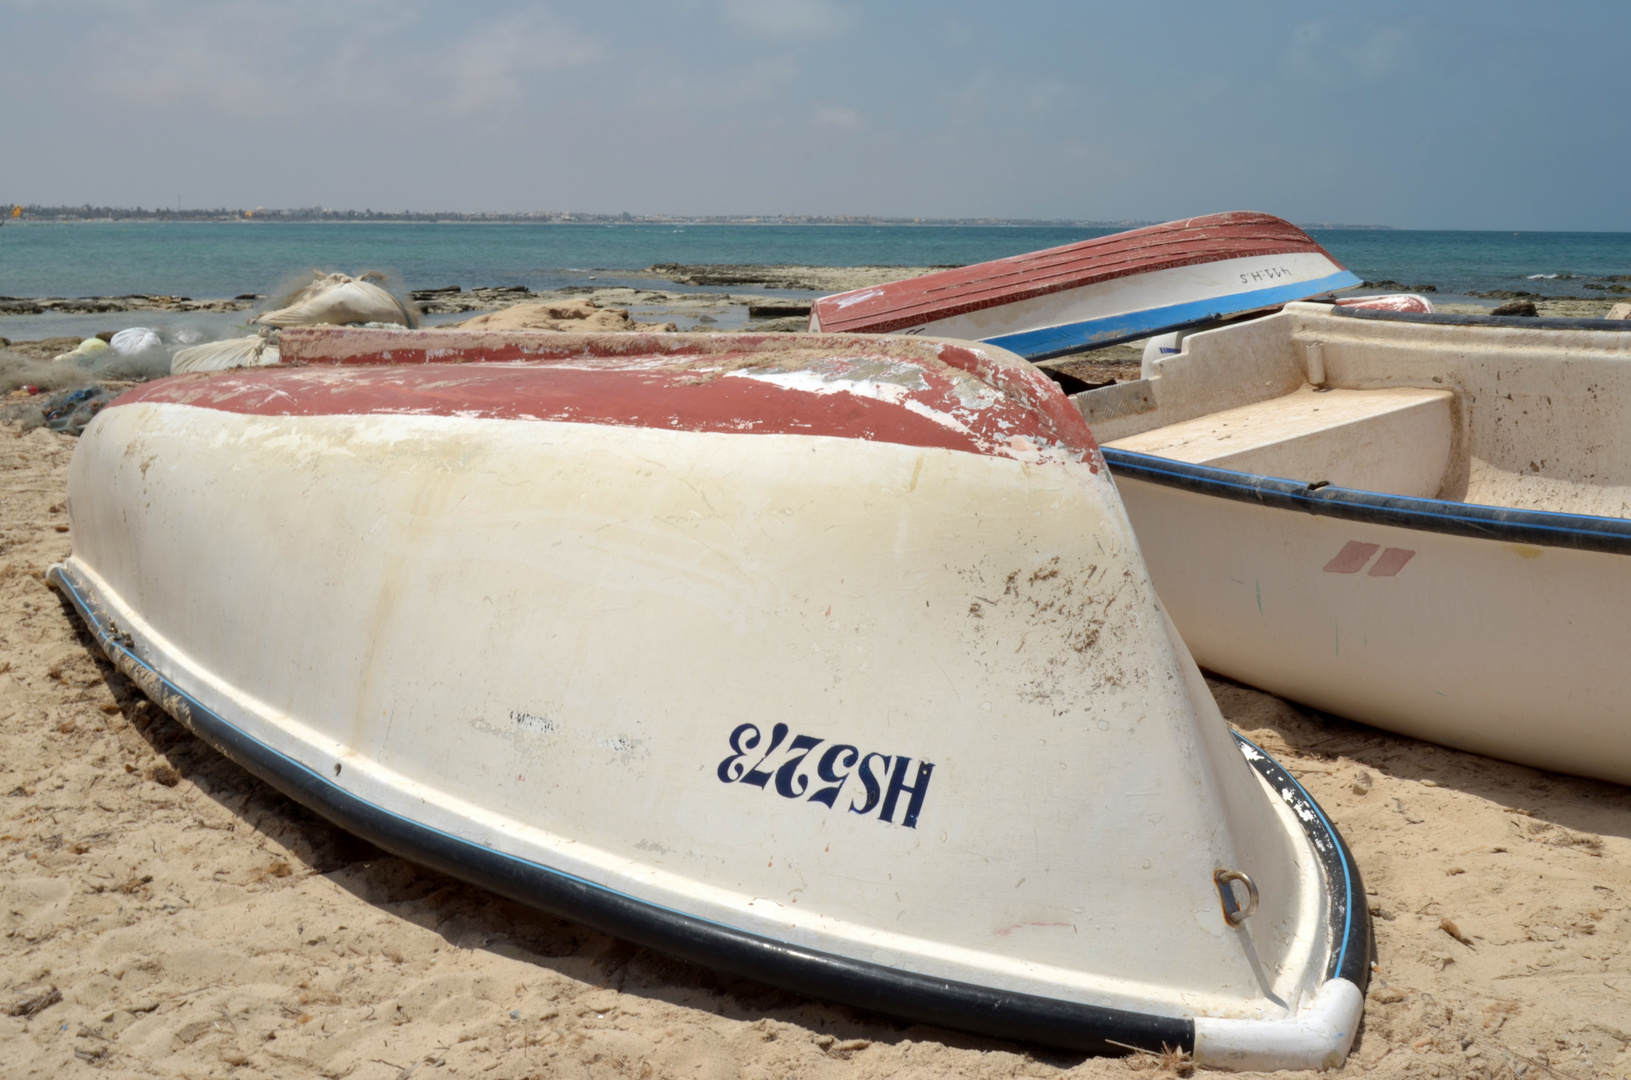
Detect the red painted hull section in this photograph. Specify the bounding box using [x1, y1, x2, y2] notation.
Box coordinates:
[812, 212, 1345, 335]
[114, 331, 1098, 466]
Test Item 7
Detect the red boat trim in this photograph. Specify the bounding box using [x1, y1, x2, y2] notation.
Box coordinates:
[115, 335, 1100, 466]
[813, 212, 1345, 335]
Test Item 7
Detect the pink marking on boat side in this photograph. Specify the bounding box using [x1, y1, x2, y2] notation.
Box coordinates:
[1323, 541, 1380, 574]
[1367, 547, 1417, 577]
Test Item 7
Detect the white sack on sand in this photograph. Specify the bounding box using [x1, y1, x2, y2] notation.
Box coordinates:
[171, 336, 280, 373]
[53, 337, 110, 363]
[256, 272, 418, 328]
[109, 327, 164, 356]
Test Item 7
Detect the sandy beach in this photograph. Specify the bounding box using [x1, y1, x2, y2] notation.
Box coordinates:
[3, 414, 1629, 1080]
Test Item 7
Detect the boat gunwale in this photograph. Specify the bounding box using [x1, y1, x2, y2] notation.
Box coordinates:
[47, 560, 1368, 1059]
[1102, 448, 1631, 556]
[1328, 306, 1631, 334]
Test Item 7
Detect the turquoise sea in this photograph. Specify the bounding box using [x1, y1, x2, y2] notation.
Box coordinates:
[2, 221, 1629, 340]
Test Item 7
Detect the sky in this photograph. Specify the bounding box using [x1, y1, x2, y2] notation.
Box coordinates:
[1, 0, 1627, 230]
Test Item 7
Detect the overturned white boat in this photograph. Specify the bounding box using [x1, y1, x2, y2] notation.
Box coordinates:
[1080, 304, 1631, 785]
[810, 212, 1360, 360]
[53, 329, 1367, 1068]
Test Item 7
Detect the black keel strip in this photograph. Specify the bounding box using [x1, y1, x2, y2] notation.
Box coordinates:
[1232, 733, 1372, 988]
[48, 562, 1363, 1055]
[1103, 448, 1631, 557]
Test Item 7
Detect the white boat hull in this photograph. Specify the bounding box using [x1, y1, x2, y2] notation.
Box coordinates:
[810, 213, 1361, 360]
[1085, 302, 1631, 786]
[53, 331, 1366, 1065]
[1110, 466, 1631, 783]
[917, 252, 1356, 358]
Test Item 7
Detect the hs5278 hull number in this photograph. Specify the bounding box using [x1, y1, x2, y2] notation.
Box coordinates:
[716, 723, 935, 829]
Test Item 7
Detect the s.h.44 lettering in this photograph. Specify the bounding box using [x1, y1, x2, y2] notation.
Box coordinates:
[716, 723, 934, 828]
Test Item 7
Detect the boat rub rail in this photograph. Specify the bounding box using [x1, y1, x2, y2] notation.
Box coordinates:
[1102, 449, 1631, 556]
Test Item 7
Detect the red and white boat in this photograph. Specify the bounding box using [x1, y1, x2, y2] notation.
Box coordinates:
[810, 213, 1361, 360]
[52, 329, 1367, 1069]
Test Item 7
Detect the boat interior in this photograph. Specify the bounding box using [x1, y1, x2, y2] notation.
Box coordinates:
[1073, 302, 1631, 519]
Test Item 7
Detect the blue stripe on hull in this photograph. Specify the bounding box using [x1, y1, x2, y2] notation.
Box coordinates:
[981, 269, 1361, 360]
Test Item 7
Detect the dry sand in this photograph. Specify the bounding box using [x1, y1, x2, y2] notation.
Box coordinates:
[3, 421, 1630, 1080]
[440, 300, 677, 334]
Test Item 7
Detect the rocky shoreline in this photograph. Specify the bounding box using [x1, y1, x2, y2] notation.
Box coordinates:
[641, 264, 948, 291]
[0, 267, 952, 337]
[4, 263, 1623, 324]
[2, 266, 1623, 354]
[0, 295, 257, 316]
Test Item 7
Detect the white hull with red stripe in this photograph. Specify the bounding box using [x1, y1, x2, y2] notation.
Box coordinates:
[810, 213, 1360, 360]
[1084, 303, 1631, 785]
[52, 331, 1366, 1067]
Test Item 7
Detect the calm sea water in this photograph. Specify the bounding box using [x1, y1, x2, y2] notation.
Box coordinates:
[2, 221, 1628, 340]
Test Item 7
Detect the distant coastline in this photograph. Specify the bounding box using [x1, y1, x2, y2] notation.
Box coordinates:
[2, 205, 1165, 228]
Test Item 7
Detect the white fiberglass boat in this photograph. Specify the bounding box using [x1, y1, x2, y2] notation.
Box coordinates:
[809, 212, 1360, 360]
[1079, 304, 1631, 785]
[52, 329, 1367, 1068]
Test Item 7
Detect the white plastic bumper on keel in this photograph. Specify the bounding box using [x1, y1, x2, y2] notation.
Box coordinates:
[1194, 978, 1364, 1071]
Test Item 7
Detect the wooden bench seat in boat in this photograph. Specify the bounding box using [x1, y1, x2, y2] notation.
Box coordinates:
[1105, 385, 1453, 499]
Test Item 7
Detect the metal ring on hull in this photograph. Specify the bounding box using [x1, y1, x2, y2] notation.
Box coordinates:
[1229, 734, 1371, 988]
[1102, 448, 1631, 557]
[47, 561, 1369, 1058]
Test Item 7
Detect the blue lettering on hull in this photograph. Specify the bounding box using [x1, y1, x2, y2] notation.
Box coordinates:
[717, 723, 935, 828]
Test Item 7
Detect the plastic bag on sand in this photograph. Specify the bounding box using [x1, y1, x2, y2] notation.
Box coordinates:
[171, 336, 281, 374]
[256, 272, 418, 328]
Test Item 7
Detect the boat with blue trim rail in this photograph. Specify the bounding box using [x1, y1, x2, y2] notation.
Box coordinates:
[51, 328, 1366, 1069]
[808, 212, 1360, 360]
[1077, 302, 1631, 785]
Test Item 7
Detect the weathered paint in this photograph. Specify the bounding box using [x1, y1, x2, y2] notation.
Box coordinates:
[201, 330, 1097, 467]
